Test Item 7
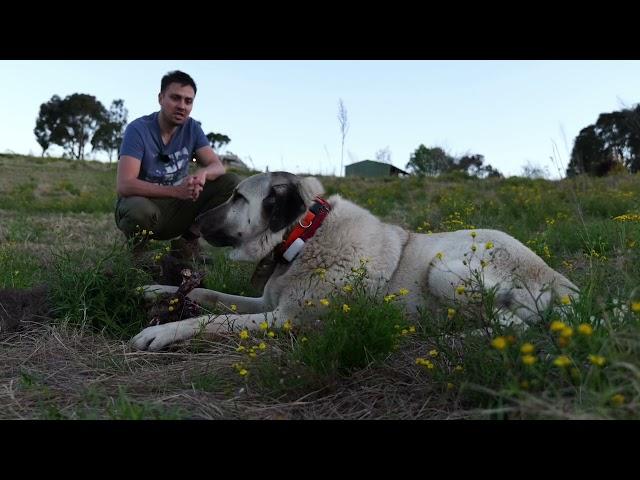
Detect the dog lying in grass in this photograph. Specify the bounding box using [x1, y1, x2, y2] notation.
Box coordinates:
[131, 172, 578, 351]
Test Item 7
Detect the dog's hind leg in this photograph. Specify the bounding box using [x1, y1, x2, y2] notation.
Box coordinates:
[142, 285, 268, 314]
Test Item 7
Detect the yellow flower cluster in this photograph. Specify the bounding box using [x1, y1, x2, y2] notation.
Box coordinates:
[416, 358, 435, 369]
[588, 354, 606, 367]
[553, 355, 571, 367]
[613, 213, 640, 223]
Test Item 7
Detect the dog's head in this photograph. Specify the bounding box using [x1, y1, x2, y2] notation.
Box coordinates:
[196, 172, 324, 261]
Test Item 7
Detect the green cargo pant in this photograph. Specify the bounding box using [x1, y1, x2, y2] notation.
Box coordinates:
[114, 173, 241, 240]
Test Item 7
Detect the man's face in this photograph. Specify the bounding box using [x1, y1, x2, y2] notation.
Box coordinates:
[158, 82, 195, 126]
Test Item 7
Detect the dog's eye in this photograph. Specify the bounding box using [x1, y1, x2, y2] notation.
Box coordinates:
[233, 191, 246, 203]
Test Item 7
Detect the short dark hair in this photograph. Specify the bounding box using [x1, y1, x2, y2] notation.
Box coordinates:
[161, 70, 197, 95]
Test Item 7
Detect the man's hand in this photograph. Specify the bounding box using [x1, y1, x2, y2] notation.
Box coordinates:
[187, 170, 207, 201]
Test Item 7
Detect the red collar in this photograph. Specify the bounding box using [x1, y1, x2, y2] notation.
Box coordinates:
[275, 197, 332, 262]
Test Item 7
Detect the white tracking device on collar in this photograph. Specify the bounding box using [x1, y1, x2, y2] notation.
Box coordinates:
[282, 237, 305, 262]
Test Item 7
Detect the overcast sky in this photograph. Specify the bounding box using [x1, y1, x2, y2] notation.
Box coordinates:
[2, 60, 639, 178]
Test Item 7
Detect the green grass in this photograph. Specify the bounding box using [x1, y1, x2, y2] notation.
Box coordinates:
[47, 242, 152, 337]
[2, 154, 640, 418]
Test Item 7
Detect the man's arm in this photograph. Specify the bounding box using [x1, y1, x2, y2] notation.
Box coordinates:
[116, 155, 194, 199]
[192, 145, 226, 185]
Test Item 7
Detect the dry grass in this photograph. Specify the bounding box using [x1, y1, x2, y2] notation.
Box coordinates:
[0, 319, 471, 419]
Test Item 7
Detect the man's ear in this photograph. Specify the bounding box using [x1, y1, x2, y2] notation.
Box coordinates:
[262, 183, 306, 232]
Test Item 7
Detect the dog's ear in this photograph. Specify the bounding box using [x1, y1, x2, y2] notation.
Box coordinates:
[298, 176, 325, 204]
[262, 183, 306, 232]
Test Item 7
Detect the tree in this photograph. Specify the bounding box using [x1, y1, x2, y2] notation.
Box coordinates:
[374, 146, 392, 164]
[406, 145, 454, 176]
[206, 132, 231, 152]
[338, 99, 349, 176]
[521, 161, 550, 179]
[34, 93, 107, 160]
[91, 99, 128, 163]
[567, 104, 640, 176]
[33, 95, 65, 157]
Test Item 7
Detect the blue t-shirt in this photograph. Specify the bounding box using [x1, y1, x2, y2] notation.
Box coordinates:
[119, 112, 210, 186]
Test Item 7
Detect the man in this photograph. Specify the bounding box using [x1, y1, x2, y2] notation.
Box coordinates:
[115, 70, 239, 261]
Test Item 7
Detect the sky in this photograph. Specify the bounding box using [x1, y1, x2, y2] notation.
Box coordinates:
[1, 60, 639, 178]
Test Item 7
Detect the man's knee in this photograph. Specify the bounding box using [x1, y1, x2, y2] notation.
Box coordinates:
[214, 172, 242, 195]
[115, 197, 160, 237]
[199, 173, 242, 208]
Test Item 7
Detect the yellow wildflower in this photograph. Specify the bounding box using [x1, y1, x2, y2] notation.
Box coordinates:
[301, 337, 308, 343]
[560, 295, 571, 305]
[485, 241, 494, 250]
[141, 229, 147, 236]
[521, 354, 537, 365]
[577, 323, 593, 336]
[447, 382, 455, 391]
[632, 302, 640, 313]
[454, 365, 464, 373]
[342, 284, 353, 293]
[249, 352, 257, 358]
[435, 252, 444, 260]
[550, 320, 566, 332]
[268, 331, 275, 338]
[258, 342, 266, 350]
[304, 300, 314, 307]
[384, 294, 396, 303]
[283, 319, 292, 332]
[553, 355, 571, 367]
[415, 358, 435, 369]
[239, 330, 249, 340]
[611, 394, 625, 406]
[455, 285, 465, 295]
[470, 231, 477, 238]
[342, 304, 351, 313]
[398, 288, 409, 296]
[471, 245, 477, 252]
[588, 354, 606, 367]
[560, 326, 574, 338]
[238, 369, 248, 377]
[230, 304, 237, 312]
[154, 254, 162, 261]
[520, 343, 535, 354]
[319, 298, 330, 307]
[429, 349, 438, 358]
[259, 321, 268, 330]
[168, 306, 174, 312]
[236, 346, 245, 352]
[447, 308, 456, 319]
[408, 326, 416, 333]
[491, 336, 508, 350]
[401, 329, 408, 335]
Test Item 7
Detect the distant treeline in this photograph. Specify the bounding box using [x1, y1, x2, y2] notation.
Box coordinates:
[34, 93, 640, 177]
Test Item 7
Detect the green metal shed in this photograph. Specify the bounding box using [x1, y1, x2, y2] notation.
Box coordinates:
[345, 160, 409, 178]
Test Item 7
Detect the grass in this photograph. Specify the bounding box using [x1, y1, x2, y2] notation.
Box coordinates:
[1, 154, 640, 419]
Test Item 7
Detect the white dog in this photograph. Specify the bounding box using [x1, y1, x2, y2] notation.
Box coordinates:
[131, 172, 578, 351]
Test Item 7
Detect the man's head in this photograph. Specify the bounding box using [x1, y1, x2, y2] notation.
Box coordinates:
[158, 70, 197, 127]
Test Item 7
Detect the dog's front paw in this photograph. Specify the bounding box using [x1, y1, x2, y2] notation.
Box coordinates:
[130, 323, 190, 351]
